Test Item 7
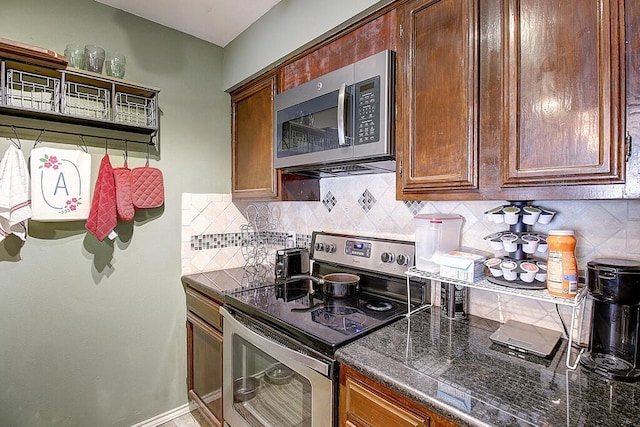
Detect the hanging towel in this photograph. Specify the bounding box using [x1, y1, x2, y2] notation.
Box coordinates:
[113, 161, 135, 222]
[85, 154, 117, 241]
[30, 147, 91, 221]
[0, 144, 31, 241]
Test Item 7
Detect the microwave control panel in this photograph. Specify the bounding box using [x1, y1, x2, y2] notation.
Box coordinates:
[354, 76, 381, 145]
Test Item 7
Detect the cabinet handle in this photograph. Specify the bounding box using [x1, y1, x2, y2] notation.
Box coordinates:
[626, 131, 632, 162]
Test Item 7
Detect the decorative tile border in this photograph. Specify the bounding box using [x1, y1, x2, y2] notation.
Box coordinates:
[190, 231, 313, 251]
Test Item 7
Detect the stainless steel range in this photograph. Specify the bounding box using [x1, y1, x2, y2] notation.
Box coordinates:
[221, 231, 429, 427]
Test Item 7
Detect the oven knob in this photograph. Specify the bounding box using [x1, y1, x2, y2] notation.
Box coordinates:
[315, 242, 325, 252]
[381, 252, 395, 263]
[396, 254, 409, 266]
[326, 244, 337, 253]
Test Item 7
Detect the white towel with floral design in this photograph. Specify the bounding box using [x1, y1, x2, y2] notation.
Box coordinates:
[0, 144, 31, 241]
[30, 147, 91, 221]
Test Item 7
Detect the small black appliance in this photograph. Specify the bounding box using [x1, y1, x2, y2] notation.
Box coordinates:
[274, 247, 310, 281]
[581, 258, 640, 381]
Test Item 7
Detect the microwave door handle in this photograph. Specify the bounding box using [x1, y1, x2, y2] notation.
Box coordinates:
[337, 83, 347, 146]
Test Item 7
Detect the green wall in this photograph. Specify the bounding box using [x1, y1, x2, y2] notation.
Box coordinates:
[0, 0, 229, 425]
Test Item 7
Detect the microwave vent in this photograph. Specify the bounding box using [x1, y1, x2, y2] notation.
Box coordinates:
[283, 160, 395, 178]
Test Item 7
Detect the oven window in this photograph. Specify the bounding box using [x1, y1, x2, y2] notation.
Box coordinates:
[231, 334, 312, 427]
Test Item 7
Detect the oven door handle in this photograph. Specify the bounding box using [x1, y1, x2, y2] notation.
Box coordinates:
[221, 306, 332, 377]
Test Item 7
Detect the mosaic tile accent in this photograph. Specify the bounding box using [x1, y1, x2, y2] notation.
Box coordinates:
[296, 233, 312, 249]
[359, 189, 376, 212]
[322, 191, 337, 212]
[191, 233, 243, 250]
[190, 231, 314, 251]
[404, 200, 426, 216]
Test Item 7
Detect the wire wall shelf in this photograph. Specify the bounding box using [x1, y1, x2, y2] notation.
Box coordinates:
[0, 58, 159, 145]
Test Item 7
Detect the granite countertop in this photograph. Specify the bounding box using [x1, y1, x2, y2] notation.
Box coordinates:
[336, 308, 640, 427]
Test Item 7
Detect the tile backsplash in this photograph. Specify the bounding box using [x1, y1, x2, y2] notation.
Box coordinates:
[181, 173, 640, 335]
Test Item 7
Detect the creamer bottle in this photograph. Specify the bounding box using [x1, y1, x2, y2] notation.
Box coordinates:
[546, 230, 578, 297]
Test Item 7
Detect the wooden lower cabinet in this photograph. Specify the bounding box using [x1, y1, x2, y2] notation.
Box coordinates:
[340, 365, 459, 427]
[185, 286, 224, 426]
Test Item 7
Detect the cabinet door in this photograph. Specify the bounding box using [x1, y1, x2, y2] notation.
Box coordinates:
[231, 74, 279, 201]
[187, 312, 223, 427]
[340, 366, 461, 427]
[500, 0, 625, 188]
[397, 0, 480, 198]
[341, 375, 429, 427]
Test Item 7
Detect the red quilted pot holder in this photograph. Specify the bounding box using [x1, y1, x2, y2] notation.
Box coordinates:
[113, 161, 135, 222]
[131, 162, 164, 209]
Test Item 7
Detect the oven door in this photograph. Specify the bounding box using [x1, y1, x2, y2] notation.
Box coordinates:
[221, 306, 335, 427]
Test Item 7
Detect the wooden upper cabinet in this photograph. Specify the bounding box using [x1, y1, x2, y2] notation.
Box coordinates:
[397, 0, 480, 198]
[397, 0, 627, 200]
[500, 0, 625, 188]
[279, 9, 399, 92]
[231, 74, 279, 201]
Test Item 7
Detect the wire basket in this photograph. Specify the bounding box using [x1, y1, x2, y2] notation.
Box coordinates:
[5, 69, 60, 112]
[63, 81, 110, 120]
[115, 92, 157, 128]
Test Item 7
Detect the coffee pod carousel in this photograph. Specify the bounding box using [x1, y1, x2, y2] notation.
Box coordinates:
[483, 201, 555, 289]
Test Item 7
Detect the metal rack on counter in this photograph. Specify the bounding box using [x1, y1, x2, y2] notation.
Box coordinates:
[405, 266, 588, 370]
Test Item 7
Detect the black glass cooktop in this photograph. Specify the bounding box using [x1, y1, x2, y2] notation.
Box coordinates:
[224, 279, 409, 356]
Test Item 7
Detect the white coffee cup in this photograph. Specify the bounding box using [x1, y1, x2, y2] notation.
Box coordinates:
[501, 233, 518, 252]
[521, 234, 540, 254]
[519, 261, 539, 283]
[501, 260, 518, 280]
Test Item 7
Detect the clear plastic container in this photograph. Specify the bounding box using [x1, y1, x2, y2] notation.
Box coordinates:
[414, 214, 463, 272]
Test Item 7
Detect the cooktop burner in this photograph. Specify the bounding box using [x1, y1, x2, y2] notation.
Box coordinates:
[364, 300, 396, 312]
[311, 306, 367, 334]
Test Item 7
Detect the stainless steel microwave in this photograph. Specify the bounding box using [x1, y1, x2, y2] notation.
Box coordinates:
[274, 50, 395, 174]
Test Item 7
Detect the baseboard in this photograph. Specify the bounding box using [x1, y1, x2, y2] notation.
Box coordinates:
[131, 403, 191, 427]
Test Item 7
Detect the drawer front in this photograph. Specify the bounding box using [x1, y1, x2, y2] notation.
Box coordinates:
[185, 287, 222, 331]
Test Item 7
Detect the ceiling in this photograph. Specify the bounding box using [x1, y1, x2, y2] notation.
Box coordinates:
[95, 0, 282, 47]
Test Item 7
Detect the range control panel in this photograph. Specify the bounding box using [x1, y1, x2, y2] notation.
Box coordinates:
[311, 232, 414, 278]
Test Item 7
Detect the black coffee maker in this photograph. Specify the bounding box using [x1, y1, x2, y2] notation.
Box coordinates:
[581, 258, 640, 382]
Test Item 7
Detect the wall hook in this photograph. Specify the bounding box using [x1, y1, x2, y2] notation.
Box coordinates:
[32, 129, 45, 149]
[79, 135, 89, 153]
[9, 126, 21, 149]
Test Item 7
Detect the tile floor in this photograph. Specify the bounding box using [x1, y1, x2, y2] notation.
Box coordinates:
[159, 410, 209, 427]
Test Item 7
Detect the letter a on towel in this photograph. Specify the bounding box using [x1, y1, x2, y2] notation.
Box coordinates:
[30, 147, 91, 221]
[86, 154, 117, 241]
